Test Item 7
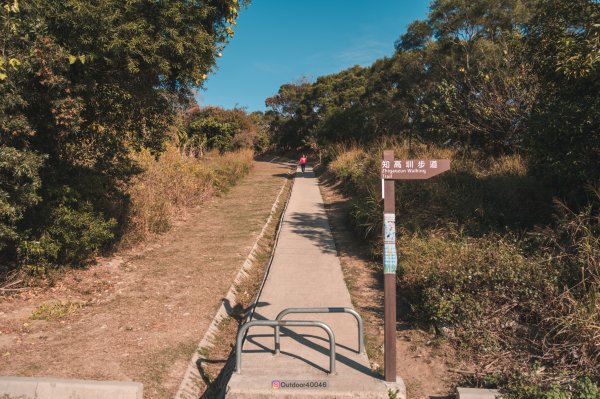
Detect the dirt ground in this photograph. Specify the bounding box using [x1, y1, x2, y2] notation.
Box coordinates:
[318, 170, 466, 399]
[0, 158, 292, 399]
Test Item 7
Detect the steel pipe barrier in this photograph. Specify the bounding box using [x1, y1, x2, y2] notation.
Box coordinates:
[275, 307, 364, 354]
[235, 319, 336, 374]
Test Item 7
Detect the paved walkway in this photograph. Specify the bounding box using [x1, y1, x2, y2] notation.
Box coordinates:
[226, 167, 398, 398]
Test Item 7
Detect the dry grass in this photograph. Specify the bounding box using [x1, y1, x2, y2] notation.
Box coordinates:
[29, 300, 86, 320]
[123, 145, 254, 244]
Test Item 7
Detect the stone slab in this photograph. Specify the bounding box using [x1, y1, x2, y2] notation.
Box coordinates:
[0, 376, 143, 399]
[457, 387, 501, 399]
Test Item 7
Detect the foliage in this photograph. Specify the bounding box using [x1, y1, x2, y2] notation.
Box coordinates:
[265, 79, 314, 150]
[0, 0, 244, 271]
[0, 146, 44, 252]
[248, 111, 272, 153]
[267, 0, 543, 155]
[525, 0, 600, 192]
[328, 143, 551, 238]
[265, 67, 374, 157]
[266, 0, 598, 196]
[18, 195, 117, 274]
[502, 375, 599, 399]
[179, 106, 267, 156]
[264, 0, 600, 394]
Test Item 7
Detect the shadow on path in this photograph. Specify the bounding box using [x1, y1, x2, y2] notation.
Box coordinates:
[240, 310, 379, 378]
[286, 211, 337, 254]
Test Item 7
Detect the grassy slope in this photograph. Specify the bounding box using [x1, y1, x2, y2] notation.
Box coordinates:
[0, 157, 291, 399]
[123, 145, 254, 244]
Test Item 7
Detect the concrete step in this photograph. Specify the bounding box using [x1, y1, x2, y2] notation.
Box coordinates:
[457, 387, 501, 399]
[0, 376, 142, 399]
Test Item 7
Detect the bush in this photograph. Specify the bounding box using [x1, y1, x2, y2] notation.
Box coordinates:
[328, 143, 551, 242]
[0, 0, 243, 276]
[179, 107, 267, 157]
[18, 197, 116, 274]
[503, 375, 599, 399]
[7, 145, 254, 274]
[0, 146, 44, 253]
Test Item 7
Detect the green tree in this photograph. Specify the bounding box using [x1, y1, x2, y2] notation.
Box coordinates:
[307, 66, 369, 144]
[265, 80, 313, 150]
[180, 106, 263, 156]
[248, 111, 272, 153]
[525, 0, 600, 192]
[394, 0, 540, 153]
[0, 0, 244, 270]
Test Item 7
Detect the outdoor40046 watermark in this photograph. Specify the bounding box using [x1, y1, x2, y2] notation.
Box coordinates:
[271, 380, 328, 389]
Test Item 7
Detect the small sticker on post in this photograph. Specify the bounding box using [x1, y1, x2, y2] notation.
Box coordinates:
[383, 213, 395, 244]
[383, 213, 396, 273]
[383, 243, 397, 274]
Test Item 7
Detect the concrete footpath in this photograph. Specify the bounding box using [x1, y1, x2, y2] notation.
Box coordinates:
[226, 167, 404, 398]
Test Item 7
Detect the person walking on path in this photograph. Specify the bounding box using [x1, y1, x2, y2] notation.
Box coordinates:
[299, 154, 307, 174]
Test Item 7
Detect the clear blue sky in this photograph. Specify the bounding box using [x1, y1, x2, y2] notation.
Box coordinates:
[195, 0, 431, 112]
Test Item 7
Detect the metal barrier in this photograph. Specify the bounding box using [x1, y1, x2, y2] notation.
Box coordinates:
[235, 320, 336, 374]
[275, 307, 364, 354]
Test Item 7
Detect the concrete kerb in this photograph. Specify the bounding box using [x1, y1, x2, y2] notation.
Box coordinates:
[174, 161, 295, 399]
[0, 376, 143, 399]
[238, 164, 296, 333]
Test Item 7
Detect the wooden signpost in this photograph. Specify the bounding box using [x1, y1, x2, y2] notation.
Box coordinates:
[381, 150, 451, 383]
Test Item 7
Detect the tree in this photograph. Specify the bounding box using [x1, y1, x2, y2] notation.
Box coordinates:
[525, 0, 600, 192]
[0, 0, 244, 270]
[395, 20, 433, 51]
[180, 106, 263, 156]
[248, 111, 272, 153]
[265, 80, 313, 149]
[396, 0, 539, 153]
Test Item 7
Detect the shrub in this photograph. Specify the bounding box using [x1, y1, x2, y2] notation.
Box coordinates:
[502, 375, 599, 399]
[0, 0, 243, 276]
[0, 146, 44, 253]
[328, 143, 551, 243]
[179, 107, 267, 157]
[18, 197, 116, 274]
[397, 231, 572, 369]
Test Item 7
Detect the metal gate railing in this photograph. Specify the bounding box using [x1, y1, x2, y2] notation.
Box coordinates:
[274, 307, 364, 354]
[235, 319, 336, 374]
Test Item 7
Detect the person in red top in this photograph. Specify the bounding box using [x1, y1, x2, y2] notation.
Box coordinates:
[299, 154, 307, 174]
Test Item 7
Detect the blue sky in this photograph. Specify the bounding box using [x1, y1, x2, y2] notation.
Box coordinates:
[195, 0, 431, 112]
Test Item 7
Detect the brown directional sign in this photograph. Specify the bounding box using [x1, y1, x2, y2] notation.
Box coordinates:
[381, 159, 451, 180]
[380, 151, 451, 384]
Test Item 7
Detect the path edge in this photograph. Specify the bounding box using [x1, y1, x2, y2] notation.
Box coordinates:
[174, 161, 294, 399]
